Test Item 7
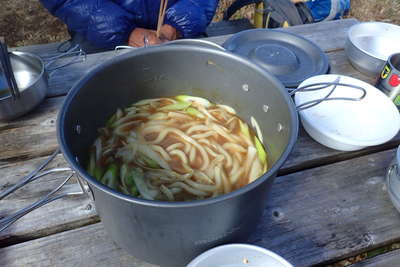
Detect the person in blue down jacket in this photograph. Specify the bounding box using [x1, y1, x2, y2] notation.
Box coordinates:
[40, 0, 219, 52]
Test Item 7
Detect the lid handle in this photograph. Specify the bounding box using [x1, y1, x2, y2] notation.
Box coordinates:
[289, 77, 367, 111]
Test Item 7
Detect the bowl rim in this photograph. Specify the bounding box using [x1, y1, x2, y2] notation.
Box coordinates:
[186, 243, 294, 267]
[347, 21, 400, 61]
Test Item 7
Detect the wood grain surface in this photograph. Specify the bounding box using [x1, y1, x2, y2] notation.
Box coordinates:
[1, 149, 399, 266]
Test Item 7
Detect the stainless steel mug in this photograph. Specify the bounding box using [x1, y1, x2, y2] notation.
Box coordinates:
[376, 53, 400, 107]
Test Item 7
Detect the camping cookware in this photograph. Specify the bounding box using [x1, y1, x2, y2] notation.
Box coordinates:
[1, 45, 299, 266]
[376, 52, 400, 107]
[222, 29, 330, 87]
[345, 22, 400, 76]
[187, 243, 293, 267]
[0, 51, 47, 121]
[295, 74, 400, 151]
[0, 45, 368, 266]
[0, 44, 86, 121]
[387, 146, 400, 213]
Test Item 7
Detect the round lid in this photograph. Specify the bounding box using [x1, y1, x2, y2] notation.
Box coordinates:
[295, 75, 400, 147]
[187, 244, 293, 267]
[222, 29, 329, 87]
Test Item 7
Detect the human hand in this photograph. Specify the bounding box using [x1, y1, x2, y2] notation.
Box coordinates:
[128, 28, 161, 47]
[158, 24, 180, 42]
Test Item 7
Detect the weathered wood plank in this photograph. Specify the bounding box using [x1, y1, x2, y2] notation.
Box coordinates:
[350, 249, 400, 267]
[11, 19, 358, 97]
[0, 154, 99, 247]
[206, 18, 358, 52]
[0, 97, 63, 164]
[0, 223, 155, 267]
[1, 149, 399, 267]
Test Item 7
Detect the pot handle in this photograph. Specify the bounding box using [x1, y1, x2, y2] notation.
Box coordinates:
[288, 77, 367, 111]
[0, 172, 83, 233]
[0, 148, 92, 233]
[42, 44, 86, 74]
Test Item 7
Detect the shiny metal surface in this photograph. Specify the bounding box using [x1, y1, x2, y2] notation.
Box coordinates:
[58, 45, 299, 267]
[345, 22, 400, 75]
[187, 244, 293, 267]
[0, 51, 47, 120]
[164, 39, 225, 51]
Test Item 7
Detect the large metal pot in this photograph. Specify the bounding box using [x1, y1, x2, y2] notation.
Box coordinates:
[57, 45, 299, 266]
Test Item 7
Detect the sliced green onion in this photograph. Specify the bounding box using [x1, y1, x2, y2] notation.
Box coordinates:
[159, 101, 191, 111]
[254, 137, 267, 165]
[186, 107, 205, 118]
[175, 95, 211, 107]
[102, 164, 118, 190]
[130, 185, 139, 196]
[106, 113, 117, 128]
[87, 151, 96, 176]
[239, 120, 251, 139]
[94, 166, 104, 180]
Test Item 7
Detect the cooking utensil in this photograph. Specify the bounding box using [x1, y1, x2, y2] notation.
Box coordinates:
[0, 46, 86, 121]
[222, 29, 330, 87]
[295, 74, 400, 151]
[187, 244, 293, 267]
[0, 51, 47, 121]
[345, 22, 400, 76]
[57, 45, 299, 266]
[0, 38, 20, 100]
[386, 146, 400, 213]
[1, 44, 369, 266]
[376, 52, 400, 107]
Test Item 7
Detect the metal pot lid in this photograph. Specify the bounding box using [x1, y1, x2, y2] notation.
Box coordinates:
[222, 29, 330, 87]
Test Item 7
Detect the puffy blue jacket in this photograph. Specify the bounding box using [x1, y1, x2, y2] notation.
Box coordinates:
[306, 0, 350, 22]
[40, 0, 219, 49]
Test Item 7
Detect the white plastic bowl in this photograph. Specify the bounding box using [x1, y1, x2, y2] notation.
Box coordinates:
[295, 74, 400, 151]
[186, 244, 293, 267]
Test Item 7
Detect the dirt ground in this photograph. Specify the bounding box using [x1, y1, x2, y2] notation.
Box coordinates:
[1, 0, 400, 47]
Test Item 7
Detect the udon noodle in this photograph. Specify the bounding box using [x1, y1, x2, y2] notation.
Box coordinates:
[87, 95, 268, 201]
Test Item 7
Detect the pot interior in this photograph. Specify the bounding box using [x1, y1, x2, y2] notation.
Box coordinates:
[60, 46, 297, 183]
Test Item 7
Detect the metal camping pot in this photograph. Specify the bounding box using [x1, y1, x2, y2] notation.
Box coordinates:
[0, 51, 48, 121]
[56, 45, 298, 267]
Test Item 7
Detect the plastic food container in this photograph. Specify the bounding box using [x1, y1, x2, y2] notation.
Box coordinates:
[295, 75, 400, 151]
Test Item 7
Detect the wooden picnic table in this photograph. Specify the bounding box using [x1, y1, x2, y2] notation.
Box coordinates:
[1, 18, 400, 267]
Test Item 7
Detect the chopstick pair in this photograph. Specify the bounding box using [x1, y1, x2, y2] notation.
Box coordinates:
[0, 37, 19, 99]
[156, 0, 169, 38]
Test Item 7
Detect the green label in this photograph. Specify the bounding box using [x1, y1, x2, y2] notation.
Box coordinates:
[394, 95, 400, 106]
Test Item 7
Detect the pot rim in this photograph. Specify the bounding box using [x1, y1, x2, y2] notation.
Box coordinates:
[0, 51, 45, 101]
[57, 45, 299, 208]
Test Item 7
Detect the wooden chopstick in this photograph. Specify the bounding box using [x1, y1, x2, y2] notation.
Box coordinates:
[156, 0, 169, 38]
[0, 38, 19, 99]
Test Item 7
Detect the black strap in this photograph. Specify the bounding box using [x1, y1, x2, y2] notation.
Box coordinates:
[296, 3, 314, 24]
[264, 0, 303, 26]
